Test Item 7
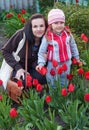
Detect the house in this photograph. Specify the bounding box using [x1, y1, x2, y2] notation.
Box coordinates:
[0, 0, 38, 12]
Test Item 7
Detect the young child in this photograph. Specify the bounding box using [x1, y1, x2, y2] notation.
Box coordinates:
[36, 9, 81, 88]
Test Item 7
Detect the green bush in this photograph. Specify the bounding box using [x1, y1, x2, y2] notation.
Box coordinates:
[67, 9, 89, 36]
[4, 9, 30, 37]
[38, 0, 54, 12]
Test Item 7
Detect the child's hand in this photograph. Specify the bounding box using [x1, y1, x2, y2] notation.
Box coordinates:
[36, 65, 47, 75]
[76, 59, 83, 67]
[36, 65, 42, 72]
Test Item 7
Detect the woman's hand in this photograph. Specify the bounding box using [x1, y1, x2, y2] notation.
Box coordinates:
[15, 68, 25, 80]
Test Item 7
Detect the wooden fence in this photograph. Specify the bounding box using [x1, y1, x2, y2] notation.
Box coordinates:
[0, 0, 37, 11]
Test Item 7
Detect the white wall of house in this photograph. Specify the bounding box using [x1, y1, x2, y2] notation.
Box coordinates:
[0, 0, 35, 11]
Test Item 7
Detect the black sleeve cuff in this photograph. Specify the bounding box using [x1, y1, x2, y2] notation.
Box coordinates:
[14, 63, 23, 71]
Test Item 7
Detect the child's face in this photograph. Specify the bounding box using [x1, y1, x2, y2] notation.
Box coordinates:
[51, 21, 65, 34]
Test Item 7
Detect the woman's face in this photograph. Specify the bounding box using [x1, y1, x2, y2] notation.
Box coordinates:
[32, 18, 46, 38]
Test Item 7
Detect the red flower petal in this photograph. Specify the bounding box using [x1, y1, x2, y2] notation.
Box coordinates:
[36, 84, 43, 92]
[84, 71, 89, 80]
[0, 79, 3, 86]
[81, 33, 88, 42]
[72, 58, 77, 64]
[9, 108, 18, 118]
[66, 74, 73, 80]
[57, 67, 63, 75]
[45, 95, 52, 103]
[52, 59, 58, 67]
[0, 95, 2, 100]
[6, 13, 13, 18]
[84, 93, 89, 102]
[17, 13, 21, 18]
[38, 66, 47, 76]
[78, 68, 84, 75]
[26, 74, 32, 81]
[50, 69, 56, 76]
[33, 79, 39, 86]
[26, 81, 32, 88]
[21, 18, 26, 23]
[62, 64, 68, 71]
[68, 83, 75, 92]
[65, 26, 70, 30]
[17, 80, 23, 87]
[21, 9, 26, 14]
[61, 88, 68, 96]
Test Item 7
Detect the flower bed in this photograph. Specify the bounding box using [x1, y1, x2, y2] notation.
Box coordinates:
[0, 53, 89, 129]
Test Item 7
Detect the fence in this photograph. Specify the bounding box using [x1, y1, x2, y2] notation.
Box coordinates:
[0, 0, 38, 11]
[56, 0, 88, 6]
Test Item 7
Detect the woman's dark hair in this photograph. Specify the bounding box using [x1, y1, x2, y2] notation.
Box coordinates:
[24, 13, 48, 45]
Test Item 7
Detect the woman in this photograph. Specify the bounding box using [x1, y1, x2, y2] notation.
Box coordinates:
[2, 13, 48, 87]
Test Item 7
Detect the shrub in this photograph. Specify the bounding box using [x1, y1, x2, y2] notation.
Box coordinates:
[4, 9, 30, 37]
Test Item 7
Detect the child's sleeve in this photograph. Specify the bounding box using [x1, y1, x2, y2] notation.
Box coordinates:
[38, 36, 48, 66]
[70, 35, 80, 60]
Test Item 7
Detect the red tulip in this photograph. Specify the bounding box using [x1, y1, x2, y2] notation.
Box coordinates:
[65, 26, 70, 30]
[0, 95, 2, 100]
[68, 83, 75, 92]
[50, 69, 56, 76]
[21, 9, 26, 14]
[52, 59, 58, 67]
[61, 88, 68, 96]
[62, 64, 68, 71]
[33, 79, 39, 86]
[36, 84, 43, 92]
[45, 95, 52, 103]
[38, 66, 47, 76]
[17, 80, 23, 87]
[81, 33, 88, 42]
[57, 67, 63, 75]
[17, 13, 21, 18]
[77, 68, 84, 75]
[84, 93, 89, 102]
[6, 13, 13, 18]
[72, 58, 77, 64]
[21, 18, 26, 23]
[9, 108, 18, 118]
[26, 74, 32, 81]
[66, 74, 73, 80]
[84, 71, 89, 80]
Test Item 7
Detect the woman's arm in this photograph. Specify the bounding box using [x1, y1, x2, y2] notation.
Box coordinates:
[2, 29, 23, 70]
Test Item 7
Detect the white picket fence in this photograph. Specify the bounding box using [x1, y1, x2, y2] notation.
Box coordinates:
[0, 0, 36, 11]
